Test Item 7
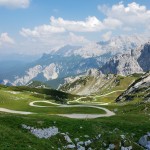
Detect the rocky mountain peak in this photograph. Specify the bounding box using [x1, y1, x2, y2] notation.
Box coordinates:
[100, 42, 150, 76]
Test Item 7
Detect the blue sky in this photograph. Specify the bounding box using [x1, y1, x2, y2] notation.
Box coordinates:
[0, 0, 150, 55]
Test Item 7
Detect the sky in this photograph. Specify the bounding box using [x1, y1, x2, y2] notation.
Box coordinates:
[0, 0, 150, 55]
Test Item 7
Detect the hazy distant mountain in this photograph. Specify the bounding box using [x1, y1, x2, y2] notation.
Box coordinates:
[0, 53, 40, 62]
[0, 54, 40, 82]
[1, 35, 149, 86]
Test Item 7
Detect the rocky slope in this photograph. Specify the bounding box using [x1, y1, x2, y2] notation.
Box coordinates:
[116, 71, 150, 102]
[58, 69, 106, 95]
[58, 69, 137, 95]
[100, 42, 150, 76]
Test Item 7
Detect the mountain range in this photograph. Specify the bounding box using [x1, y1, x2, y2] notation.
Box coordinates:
[0, 35, 149, 86]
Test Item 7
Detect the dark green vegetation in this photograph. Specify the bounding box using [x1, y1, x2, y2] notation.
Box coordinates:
[3, 85, 79, 104]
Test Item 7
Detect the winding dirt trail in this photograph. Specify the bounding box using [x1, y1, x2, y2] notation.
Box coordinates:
[29, 100, 61, 107]
[29, 101, 115, 119]
[67, 90, 125, 104]
[0, 108, 34, 115]
[0, 90, 119, 118]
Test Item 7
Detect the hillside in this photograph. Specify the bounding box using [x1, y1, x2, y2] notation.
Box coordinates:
[59, 69, 140, 96]
[116, 71, 150, 103]
[0, 85, 78, 104]
[0, 81, 150, 150]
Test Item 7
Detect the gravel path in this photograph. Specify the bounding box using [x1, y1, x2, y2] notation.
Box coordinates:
[29, 101, 115, 119]
[0, 94, 116, 118]
[0, 108, 34, 115]
[94, 90, 125, 98]
[57, 105, 115, 119]
[67, 90, 125, 104]
[29, 100, 61, 107]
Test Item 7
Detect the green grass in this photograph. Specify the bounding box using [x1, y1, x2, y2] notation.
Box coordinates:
[0, 108, 149, 149]
[94, 91, 124, 103]
[87, 75, 139, 104]
[62, 74, 139, 105]
[33, 102, 58, 106]
[5, 85, 79, 104]
[0, 83, 150, 149]
[98, 75, 137, 95]
[0, 88, 105, 114]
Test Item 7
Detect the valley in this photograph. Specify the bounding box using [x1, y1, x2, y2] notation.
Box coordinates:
[0, 71, 150, 149]
[0, 43, 149, 149]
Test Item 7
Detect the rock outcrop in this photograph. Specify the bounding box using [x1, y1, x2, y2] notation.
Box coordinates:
[116, 71, 150, 102]
[100, 42, 150, 76]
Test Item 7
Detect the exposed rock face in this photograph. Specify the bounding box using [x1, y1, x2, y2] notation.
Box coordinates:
[13, 64, 59, 85]
[100, 42, 150, 76]
[14, 65, 43, 85]
[137, 43, 150, 71]
[86, 69, 102, 77]
[116, 71, 150, 102]
[100, 54, 143, 76]
[43, 63, 59, 80]
[138, 133, 150, 150]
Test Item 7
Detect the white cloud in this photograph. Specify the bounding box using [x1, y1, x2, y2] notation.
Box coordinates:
[20, 15, 122, 39]
[19, 15, 124, 53]
[103, 18, 122, 29]
[18, 2, 150, 54]
[0, 33, 15, 47]
[20, 25, 65, 37]
[102, 31, 112, 41]
[19, 30, 89, 54]
[0, 0, 30, 8]
[98, 2, 150, 30]
[20, 16, 107, 51]
[68, 32, 89, 45]
[50, 16, 105, 32]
